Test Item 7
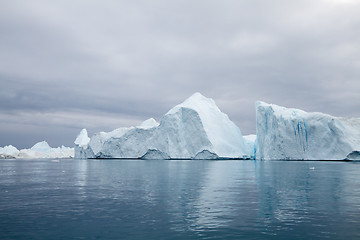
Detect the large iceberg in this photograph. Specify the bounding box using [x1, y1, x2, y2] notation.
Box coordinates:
[256, 101, 360, 160]
[75, 92, 249, 159]
[0, 141, 74, 159]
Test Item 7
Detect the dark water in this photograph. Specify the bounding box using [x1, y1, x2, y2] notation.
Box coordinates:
[0, 159, 359, 240]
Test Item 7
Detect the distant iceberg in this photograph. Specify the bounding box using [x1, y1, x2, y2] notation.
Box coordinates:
[75, 92, 250, 159]
[255, 101, 360, 160]
[0, 145, 20, 159]
[243, 134, 256, 160]
[0, 141, 74, 159]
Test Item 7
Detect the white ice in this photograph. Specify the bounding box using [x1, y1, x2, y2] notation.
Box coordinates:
[0, 145, 20, 158]
[75, 93, 249, 159]
[1, 141, 74, 159]
[255, 101, 360, 160]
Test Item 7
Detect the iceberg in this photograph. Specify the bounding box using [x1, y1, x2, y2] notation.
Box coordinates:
[74, 129, 90, 147]
[255, 101, 360, 160]
[0, 141, 74, 159]
[74, 129, 92, 159]
[86, 119, 159, 158]
[75, 92, 248, 159]
[0, 145, 19, 159]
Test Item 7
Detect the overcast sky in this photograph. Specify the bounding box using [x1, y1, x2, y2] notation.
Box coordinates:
[1, 0, 360, 149]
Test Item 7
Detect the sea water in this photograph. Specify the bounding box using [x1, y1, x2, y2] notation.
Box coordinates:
[0, 159, 359, 239]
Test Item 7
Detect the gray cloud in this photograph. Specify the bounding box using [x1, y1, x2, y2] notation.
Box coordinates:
[1, 0, 360, 148]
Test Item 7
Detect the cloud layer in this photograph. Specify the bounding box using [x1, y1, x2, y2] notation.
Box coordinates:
[1, 0, 360, 148]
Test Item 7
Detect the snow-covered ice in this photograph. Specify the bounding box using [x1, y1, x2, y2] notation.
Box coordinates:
[75, 92, 249, 159]
[255, 101, 360, 160]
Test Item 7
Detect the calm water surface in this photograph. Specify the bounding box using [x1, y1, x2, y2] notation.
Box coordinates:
[0, 159, 359, 239]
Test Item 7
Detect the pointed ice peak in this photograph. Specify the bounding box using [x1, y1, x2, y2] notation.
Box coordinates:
[186, 92, 210, 102]
[31, 141, 51, 152]
[74, 128, 90, 147]
[167, 92, 219, 115]
[138, 118, 159, 129]
[182, 92, 217, 107]
[165, 92, 245, 157]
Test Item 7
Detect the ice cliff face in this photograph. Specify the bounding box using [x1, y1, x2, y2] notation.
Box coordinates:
[256, 101, 360, 160]
[75, 92, 248, 159]
[0, 141, 74, 159]
[167, 93, 247, 157]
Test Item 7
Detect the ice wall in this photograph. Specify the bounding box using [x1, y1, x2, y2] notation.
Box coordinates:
[256, 101, 360, 160]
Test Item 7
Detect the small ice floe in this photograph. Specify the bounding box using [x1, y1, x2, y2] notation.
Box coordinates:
[51, 159, 60, 162]
[309, 167, 315, 170]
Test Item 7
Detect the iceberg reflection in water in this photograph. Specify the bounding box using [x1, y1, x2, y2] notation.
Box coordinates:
[0, 159, 359, 239]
